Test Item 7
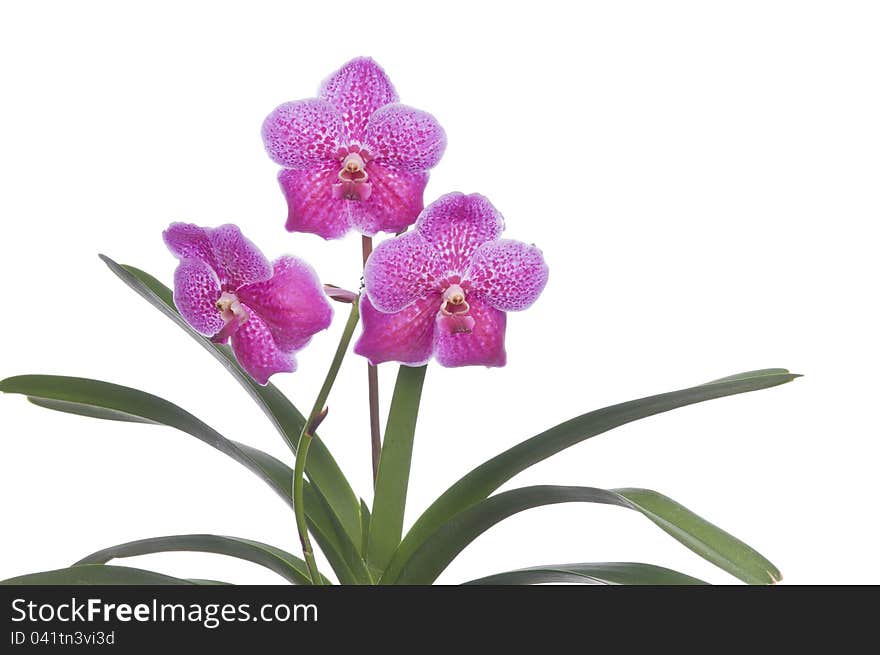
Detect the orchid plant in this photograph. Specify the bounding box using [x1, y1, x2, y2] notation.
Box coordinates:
[1, 58, 798, 586]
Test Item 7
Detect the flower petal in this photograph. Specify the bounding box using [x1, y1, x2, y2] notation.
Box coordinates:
[262, 99, 343, 168]
[467, 239, 549, 312]
[231, 306, 296, 385]
[353, 293, 439, 366]
[349, 161, 428, 236]
[319, 57, 398, 143]
[163, 223, 218, 270]
[237, 256, 333, 352]
[363, 231, 444, 313]
[416, 193, 505, 274]
[172, 258, 224, 336]
[279, 165, 352, 240]
[209, 224, 273, 288]
[364, 104, 446, 172]
[434, 298, 507, 368]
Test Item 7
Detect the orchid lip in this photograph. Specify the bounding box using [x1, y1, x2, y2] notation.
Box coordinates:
[440, 283, 469, 316]
[333, 149, 372, 201]
[438, 283, 474, 334]
[333, 179, 373, 201]
[338, 152, 368, 183]
[215, 291, 248, 325]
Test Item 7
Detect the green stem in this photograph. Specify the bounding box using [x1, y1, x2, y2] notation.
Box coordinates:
[293, 299, 361, 584]
[362, 236, 382, 484]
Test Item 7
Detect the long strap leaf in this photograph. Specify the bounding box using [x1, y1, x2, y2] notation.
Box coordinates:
[368, 365, 427, 571]
[307, 488, 373, 584]
[392, 485, 780, 585]
[99, 255, 362, 549]
[382, 369, 797, 582]
[0, 374, 363, 583]
[76, 534, 329, 585]
[1, 375, 294, 502]
[463, 562, 708, 585]
[1, 565, 197, 585]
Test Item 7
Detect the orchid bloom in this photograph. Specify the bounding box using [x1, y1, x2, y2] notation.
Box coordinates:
[261, 57, 447, 240]
[163, 223, 332, 384]
[354, 193, 548, 367]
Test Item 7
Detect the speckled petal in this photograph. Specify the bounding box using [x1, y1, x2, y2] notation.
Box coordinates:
[163, 223, 219, 270]
[209, 224, 273, 288]
[262, 99, 343, 168]
[231, 306, 296, 385]
[353, 293, 439, 366]
[172, 258, 224, 336]
[467, 239, 549, 312]
[279, 165, 352, 240]
[363, 231, 444, 313]
[319, 57, 398, 143]
[349, 161, 428, 236]
[416, 193, 505, 273]
[364, 104, 446, 172]
[434, 298, 507, 368]
[237, 256, 333, 352]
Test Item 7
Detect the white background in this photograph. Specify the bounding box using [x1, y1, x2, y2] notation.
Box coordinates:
[1, 1, 877, 585]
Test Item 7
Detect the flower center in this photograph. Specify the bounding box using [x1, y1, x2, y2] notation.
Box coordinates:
[216, 291, 248, 325]
[442, 284, 467, 311]
[438, 284, 475, 334]
[333, 147, 372, 202]
[212, 291, 249, 343]
[340, 153, 367, 180]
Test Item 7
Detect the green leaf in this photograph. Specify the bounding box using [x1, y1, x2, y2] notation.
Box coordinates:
[99, 255, 362, 550]
[305, 488, 373, 584]
[360, 499, 371, 556]
[186, 579, 232, 585]
[28, 396, 155, 422]
[0, 375, 296, 508]
[1, 565, 195, 585]
[368, 365, 427, 571]
[614, 488, 780, 584]
[393, 485, 780, 585]
[382, 369, 798, 583]
[463, 562, 708, 585]
[76, 534, 330, 585]
[0, 374, 360, 584]
[704, 368, 794, 384]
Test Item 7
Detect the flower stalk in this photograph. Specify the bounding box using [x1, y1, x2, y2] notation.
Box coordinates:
[362, 235, 382, 484]
[293, 298, 361, 584]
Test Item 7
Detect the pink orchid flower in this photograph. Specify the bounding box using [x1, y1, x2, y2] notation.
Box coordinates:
[354, 193, 549, 368]
[163, 223, 332, 384]
[261, 57, 447, 240]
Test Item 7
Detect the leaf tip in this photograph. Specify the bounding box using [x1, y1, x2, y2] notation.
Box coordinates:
[0, 375, 22, 393]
